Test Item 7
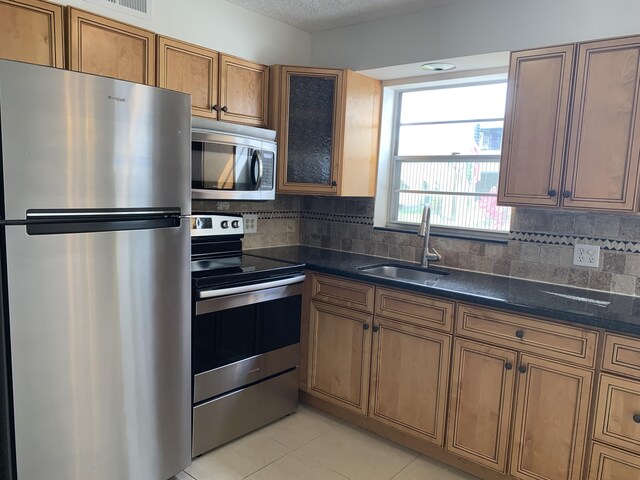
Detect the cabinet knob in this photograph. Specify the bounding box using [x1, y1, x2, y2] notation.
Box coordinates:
[221, 106, 228, 113]
[563, 191, 571, 198]
[372, 325, 379, 333]
[633, 414, 640, 424]
[212, 104, 219, 112]
[548, 189, 557, 197]
[515, 330, 524, 339]
[363, 323, 369, 330]
[518, 365, 527, 374]
[331, 180, 337, 187]
[505, 362, 513, 370]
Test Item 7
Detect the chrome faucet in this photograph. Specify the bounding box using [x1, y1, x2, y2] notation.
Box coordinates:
[418, 205, 442, 268]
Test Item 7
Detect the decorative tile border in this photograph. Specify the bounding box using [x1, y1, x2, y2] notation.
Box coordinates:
[300, 211, 374, 225]
[233, 210, 300, 220]
[510, 231, 640, 253]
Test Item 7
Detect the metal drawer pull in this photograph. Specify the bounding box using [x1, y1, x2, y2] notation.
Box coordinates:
[505, 362, 513, 370]
[372, 325, 379, 332]
[198, 275, 306, 299]
[515, 330, 524, 339]
[633, 414, 640, 424]
[518, 365, 527, 374]
[363, 324, 369, 330]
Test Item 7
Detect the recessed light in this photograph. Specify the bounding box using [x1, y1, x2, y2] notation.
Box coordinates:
[420, 62, 456, 72]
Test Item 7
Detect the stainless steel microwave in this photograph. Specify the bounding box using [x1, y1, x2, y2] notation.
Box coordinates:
[191, 118, 277, 201]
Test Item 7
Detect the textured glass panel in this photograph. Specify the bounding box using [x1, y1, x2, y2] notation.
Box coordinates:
[286, 74, 335, 185]
[398, 121, 503, 156]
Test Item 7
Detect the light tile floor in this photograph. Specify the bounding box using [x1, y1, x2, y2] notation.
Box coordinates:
[171, 405, 480, 480]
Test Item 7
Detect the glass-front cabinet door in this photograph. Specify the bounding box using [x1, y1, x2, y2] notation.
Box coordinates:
[277, 67, 343, 194]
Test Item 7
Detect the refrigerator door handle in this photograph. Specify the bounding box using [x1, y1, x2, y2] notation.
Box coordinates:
[26, 208, 182, 220]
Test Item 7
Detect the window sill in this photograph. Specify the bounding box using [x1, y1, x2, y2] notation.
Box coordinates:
[374, 225, 509, 244]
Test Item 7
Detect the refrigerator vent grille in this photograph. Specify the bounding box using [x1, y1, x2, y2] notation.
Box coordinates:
[84, 0, 150, 18]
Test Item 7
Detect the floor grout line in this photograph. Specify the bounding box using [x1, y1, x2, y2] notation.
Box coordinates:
[388, 454, 421, 479]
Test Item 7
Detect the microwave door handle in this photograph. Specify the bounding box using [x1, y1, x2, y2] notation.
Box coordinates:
[251, 151, 264, 190]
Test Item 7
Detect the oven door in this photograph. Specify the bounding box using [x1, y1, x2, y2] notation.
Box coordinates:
[191, 132, 275, 201]
[192, 275, 304, 403]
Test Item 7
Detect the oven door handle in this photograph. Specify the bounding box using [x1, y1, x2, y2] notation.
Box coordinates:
[198, 274, 306, 299]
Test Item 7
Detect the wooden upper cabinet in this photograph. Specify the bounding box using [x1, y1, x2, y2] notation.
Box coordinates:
[308, 300, 372, 415]
[510, 354, 593, 480]
[219, 54, 268, 127]
[368, 318, 451, 446]
[271, 66, 381, 196]
[564, 35, 640, 211]
[498, 45, 574, 207]
[0, 0, 64, 68]
[157, 36, 218, 118]
[446, 339, 517, 473]
[499, 34, 640, 213]
[66, 8, 155, 85]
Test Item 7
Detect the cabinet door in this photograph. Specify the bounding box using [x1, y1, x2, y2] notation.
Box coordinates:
[564, 36, 640, 211]
[593, 374, 640, 454]
[588, 442, 640, 480]
[368, 317, 451, 446]
[498, 45, 574, 207]
[67, 8, 155, 85]
[308, 300, 371, 415]
[157, 36, 218, 119]
[446, 339, 517, 473]
[219, 54, 268, 127]
[510, 354, 593, 480]
[0, 0, 63, 67]
[276, 67, 343, 195]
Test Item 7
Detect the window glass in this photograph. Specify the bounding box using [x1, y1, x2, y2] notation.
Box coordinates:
[389, 81, 511, 235]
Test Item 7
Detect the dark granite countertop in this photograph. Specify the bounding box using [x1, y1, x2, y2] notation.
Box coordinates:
[246, 245, 640, 336]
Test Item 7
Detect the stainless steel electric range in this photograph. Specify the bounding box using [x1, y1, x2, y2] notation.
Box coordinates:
[190, 214, 305, 457]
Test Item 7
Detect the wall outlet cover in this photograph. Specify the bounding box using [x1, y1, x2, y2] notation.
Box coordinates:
[573, 243, 600, 268]
[244, 214, 257, 234]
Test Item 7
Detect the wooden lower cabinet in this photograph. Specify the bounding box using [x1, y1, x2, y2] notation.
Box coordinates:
[446, 339, 517, 473]
[308, 300, 372, 415]
[368, 317, 451, 446]
[510, 354, 593, 480]
[593, 374, 640, 454]
[588, 442, 640, 480]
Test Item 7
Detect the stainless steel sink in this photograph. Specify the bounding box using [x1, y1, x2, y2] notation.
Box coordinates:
[357, 264, 448, 284]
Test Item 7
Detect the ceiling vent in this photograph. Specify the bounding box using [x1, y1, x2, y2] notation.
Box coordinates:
[84, 0, 151, 19]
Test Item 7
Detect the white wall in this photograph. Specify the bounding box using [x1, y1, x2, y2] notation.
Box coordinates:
[49, 0, 311, 65]
[310, 0, 640, 70]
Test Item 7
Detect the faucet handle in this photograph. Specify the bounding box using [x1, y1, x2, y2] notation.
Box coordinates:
[428, 248, 442, 262]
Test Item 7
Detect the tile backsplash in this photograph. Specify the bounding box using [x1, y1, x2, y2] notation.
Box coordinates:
[194, 196, 640, 296]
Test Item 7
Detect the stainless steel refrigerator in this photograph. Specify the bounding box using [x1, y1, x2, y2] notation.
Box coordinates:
[0, 59, 192, 480]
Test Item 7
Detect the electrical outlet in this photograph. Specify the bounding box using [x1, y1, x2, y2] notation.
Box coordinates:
[244, 214, 257, 234]
[573, 244, 600, 268]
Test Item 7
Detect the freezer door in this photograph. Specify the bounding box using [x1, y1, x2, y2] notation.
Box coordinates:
[0, 60, 191, 220]
[4, 221, 191, 480]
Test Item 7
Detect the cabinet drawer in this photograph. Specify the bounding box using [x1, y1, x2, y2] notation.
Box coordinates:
[311, 273, 374, 313]
[375, 288, 454, 333]
[588, 442, 640, 480]
[603, 333, 640, 380]
[456, 304, 598, 367]
[593, 374, 640, 454]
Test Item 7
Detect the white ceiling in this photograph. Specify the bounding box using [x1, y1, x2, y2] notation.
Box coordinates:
[224, 0, 465, 32]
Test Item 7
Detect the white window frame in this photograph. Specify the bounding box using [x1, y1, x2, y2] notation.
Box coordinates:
[374, 70, 510, 242]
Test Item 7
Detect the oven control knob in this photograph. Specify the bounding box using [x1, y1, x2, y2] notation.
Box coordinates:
[221, 220, 230, 229]
[231, 220, 240, 229]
